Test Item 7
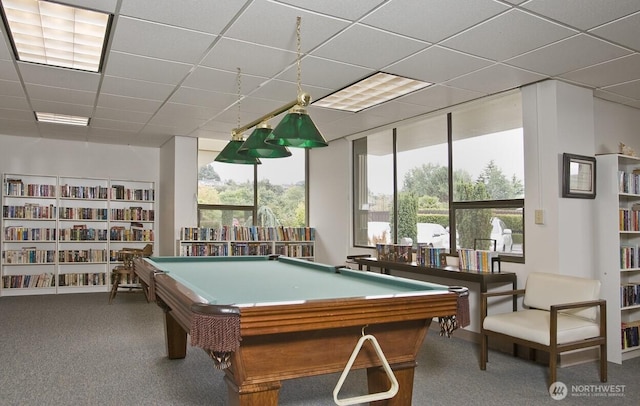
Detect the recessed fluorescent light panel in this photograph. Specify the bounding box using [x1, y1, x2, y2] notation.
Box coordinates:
[36, 112, 89, 126]
[313, 72, 432, 112]
[0, 0, 111, 72]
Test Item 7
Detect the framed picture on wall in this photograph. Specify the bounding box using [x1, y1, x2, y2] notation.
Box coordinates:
[562, 153, 596, 199]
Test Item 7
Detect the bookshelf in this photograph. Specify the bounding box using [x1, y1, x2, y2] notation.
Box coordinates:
[1, 174, 155, 296]
[178, 226, 315, 261]
[596, 154, 640, 363]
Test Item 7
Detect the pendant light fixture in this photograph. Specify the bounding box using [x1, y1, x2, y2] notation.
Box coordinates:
[215, 68, 261, 165]
[237, 121, 292, 158]
[265, 16, 328, 149]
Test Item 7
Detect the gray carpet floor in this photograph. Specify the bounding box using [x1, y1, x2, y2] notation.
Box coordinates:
[0, 292, 638, 405]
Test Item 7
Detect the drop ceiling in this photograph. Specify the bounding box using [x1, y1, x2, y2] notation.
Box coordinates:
[0, 0, 638, 148]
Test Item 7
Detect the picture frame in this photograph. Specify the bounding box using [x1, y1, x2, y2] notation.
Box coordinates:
[562, 153, 596, 199]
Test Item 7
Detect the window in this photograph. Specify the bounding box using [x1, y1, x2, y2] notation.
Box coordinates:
[451, 92, 524, 258]
[352, 90, 525, 260]
[197, 141, 307, 228]
[353, 130, 393, 246]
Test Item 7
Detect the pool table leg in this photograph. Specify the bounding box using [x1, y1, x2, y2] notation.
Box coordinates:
[367, 361, 416, 406]
[164, 311, 187, 359]
[224, 375, 281, 406]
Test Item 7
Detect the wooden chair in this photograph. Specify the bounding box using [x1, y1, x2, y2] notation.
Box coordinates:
[480, 272, 607, 387]
[108, 244, 153, 304]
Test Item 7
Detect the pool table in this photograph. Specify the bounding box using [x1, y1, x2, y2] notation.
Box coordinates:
[134, 255, 463, 406]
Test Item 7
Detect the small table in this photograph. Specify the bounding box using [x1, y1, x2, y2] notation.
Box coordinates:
[350, 256, 518, 318]
[135, 255, 465, 406]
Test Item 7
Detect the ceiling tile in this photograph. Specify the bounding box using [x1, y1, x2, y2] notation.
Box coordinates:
[274, 0, 385, 20]
[60, 0, 118, 14]
[18, 63, 100, 91]
[170, 87, 238, 109]
[522, 0, 640, 30]
[362, 0, 509, 43]
[385, 45, 494, 83]
[441, 9, 576, 61]
[224, 0, 349, 52]
[505, 34, 632, 76]
[101, 76, 176, 101]
[0, 108, 35, 121]
[313, 23, 429, 70]
[602, 79, 640, 100]
[276, 55, 374, 90]
[0, 60, 19, 81]
[90, 118, 144, 132]
[94, 106, 153, 123]
[396, 84, 485, 111]
[29, 99, 94, 117]
[111, 17, 216, 64]
[590, 12, 640, 51]
[25, 84, 96, 106]
[445, 63, 546, 94]
[119, 0, 246, 34]
[200, 38, 296, 78]
[0, 79, 24, 97]
[559, 53, 640, 87]
[96, 94, 163, 113]
[182, 66, 266, 94]
[0, 95, 29, 110]
[104, 52, 192, 85]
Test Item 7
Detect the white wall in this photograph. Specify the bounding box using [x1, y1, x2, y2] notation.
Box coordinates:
[594, 98, 640, 154]
[308, 138, 351, 266]
[158, 136, 198, 256]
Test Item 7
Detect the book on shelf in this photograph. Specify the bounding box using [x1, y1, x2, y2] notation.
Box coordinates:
[458, 248, 499, 272]
[621, 320, 640, 349]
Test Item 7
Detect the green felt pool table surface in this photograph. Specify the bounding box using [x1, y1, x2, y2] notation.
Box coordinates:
[144, 255, 450, 306]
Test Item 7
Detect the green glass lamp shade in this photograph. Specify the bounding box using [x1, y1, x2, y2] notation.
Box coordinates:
[214, 140, 261, 165]
[266, 108, 328, 148]
[237, 126, 292, 158]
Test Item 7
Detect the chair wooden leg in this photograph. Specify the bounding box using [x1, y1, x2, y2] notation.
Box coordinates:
[480, 333, 488, 370]
[548, 350, 557, 387]
[600, 344, 608, 382]
[108, 274, 119, 304]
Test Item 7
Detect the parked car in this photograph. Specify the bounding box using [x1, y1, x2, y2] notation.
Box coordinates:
[417, 223, 451, 250]
[490, 217, 513, 252]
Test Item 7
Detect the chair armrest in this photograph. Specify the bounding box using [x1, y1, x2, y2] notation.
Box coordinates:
[549, 299, 607, 345]
[481, 289, 526, 321]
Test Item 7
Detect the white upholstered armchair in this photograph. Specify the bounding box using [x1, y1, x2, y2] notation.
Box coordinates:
[480, 272, 607, 386]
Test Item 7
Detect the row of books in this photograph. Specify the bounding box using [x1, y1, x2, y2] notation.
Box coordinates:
[618, 170, 640, 195]
[58, 228, 108, 241]
[415, 245, 446, 267]
[621, 245, 639, 269]
[109, 226, 154, 242]
[2, 249, 56, 264]
[58, 249, 108, 263]
[4, 227, 57, 241]
[59, 184, 109, 200]
[376, 244, 412, 263]
[179, 243, 229, 257]
[273, 243, 314, 258]
[621, 320, 640, 349]
[3, 179, 56, 197]
[110, 185, 154, 201]
[110, 207, 155, 221]
[2, 273, 55, 288]
[458, 248, 499, 272]
[57, 272, 107, 287]
[3, 204, 56, 219]
[619, 207, 640, 231]
[180, 226, 316, 242]
[59, 207, 108, 220]
[231, 242, 273, 256]
[621, 283, 640, 308]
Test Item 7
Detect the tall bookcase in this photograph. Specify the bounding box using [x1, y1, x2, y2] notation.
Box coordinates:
[596, 154, 640, 363]
[178, 226, 315, 261]
[1, 174, 155, 296]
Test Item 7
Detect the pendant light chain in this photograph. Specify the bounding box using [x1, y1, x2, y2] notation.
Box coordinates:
[296, 16, 302, 97]
[236, 67, 242, 136]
